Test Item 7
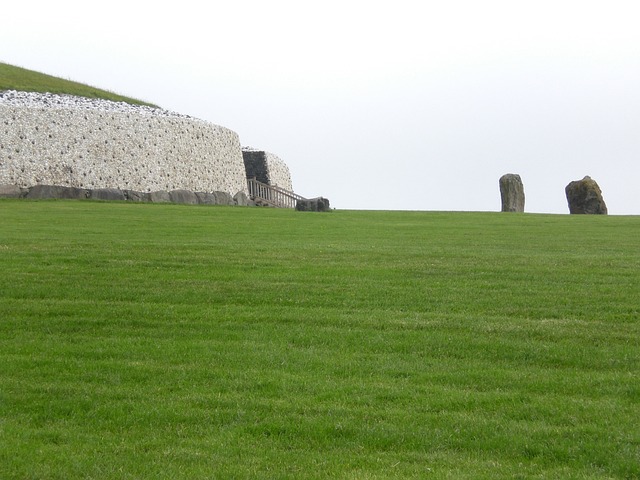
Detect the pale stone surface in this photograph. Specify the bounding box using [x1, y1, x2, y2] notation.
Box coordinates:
[499, 173, 525, 212]
[0, 91, 249, 197]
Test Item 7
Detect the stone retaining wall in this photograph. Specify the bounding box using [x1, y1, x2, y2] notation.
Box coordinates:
[242, 147, 293, 191]
[0, 91, 249, 197]
[0, 183, 252, 206]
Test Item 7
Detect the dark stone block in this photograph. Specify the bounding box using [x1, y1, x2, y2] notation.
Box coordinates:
[195, 192, 217, 205]
[148, 190, 171, 203]
[91, 188, 126, 201]
[296, 197, 331, 212]
[234, 191, 251, 206]
[242, 150, 269, 184]
[0, 184, 25, 198]
[26, 184, 89, 200]
[214, 191, 234, 205]
[169, 189, 198, 204]
[124, 190, 151, 202]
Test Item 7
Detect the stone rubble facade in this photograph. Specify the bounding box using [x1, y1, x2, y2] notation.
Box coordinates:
[242, 147, 293, 191]
[0, 91, 249, 197]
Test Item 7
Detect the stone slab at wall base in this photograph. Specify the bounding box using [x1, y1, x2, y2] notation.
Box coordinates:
[0, 184, 255, 206]
[91, 188, 126, 201]
[233, 191, 250, 206]
[26, 184, 89, 200]
[195, 192, 217, 205]
[169, 189, 198, 204]
[124, 190, 151, 202]
[296, 197, 331, 212]
[0, 184, 26, 198]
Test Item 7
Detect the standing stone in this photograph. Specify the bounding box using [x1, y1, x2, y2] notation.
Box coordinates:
[499, 174, 525, 212]
[565, 176, 608, 214]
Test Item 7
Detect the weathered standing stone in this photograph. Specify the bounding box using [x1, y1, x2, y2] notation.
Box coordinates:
[296, 197, 331, 212]
[565, 176, 608, 214]
[499, 174, 525, 212]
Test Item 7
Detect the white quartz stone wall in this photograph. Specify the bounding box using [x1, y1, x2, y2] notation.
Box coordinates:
[263, 151, 293, 191]
[0, 92, 248, 196]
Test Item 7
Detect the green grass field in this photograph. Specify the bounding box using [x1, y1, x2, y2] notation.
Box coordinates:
[0, 200, 638, 479]
[0, 63, 157, 107]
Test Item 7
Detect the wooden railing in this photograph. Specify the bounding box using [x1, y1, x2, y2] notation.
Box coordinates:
[247, 177, 306, 208]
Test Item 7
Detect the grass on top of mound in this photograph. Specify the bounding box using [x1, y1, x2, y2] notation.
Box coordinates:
[0, 62, 158, 107]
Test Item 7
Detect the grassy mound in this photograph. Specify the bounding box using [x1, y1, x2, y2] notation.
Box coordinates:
[0, 201, 638, 478]
[0, 62, 158, 107]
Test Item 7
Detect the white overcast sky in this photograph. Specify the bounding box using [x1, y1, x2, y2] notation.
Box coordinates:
[2, 0, 639, 213]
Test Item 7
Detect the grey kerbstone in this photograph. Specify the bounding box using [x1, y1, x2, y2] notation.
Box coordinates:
[195, 192, 217, 205]
[296, 197, 331, 212]
[169, 189, 198, 204]
[565, 176, 608, 214]
[0, 184, 24, 198]
[124, 190, 151, 202]
[26, 184, 89, 199]
[148, 190, 171, 203]
[233, 191, 250, 206]
[499, 173, 525, 212]
[214, 191, 234, 205]
[91, 188, 126, 201]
